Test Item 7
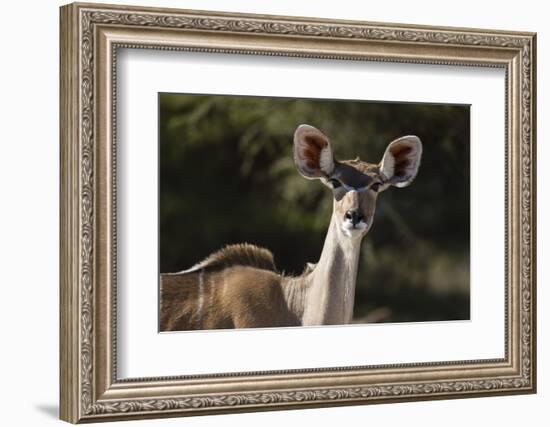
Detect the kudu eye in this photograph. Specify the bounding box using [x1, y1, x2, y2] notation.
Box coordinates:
[371, 182, 381, 192]
[328, 178, 342, 189]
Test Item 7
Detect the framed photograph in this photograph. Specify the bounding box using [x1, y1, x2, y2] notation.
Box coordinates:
[60, 2, 537, 423]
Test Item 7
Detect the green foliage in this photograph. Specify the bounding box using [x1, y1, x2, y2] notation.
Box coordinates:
[159, 93, 470, 322]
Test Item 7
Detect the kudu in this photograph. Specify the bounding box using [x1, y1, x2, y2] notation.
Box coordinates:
[160, 124, 422, 331]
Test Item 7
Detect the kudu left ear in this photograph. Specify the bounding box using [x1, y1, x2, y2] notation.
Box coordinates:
[293, 124, 335, 179]
[379, 136, 422, 188]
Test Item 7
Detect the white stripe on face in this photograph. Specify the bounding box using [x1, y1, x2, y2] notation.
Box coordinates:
[341, 183, 369, 193]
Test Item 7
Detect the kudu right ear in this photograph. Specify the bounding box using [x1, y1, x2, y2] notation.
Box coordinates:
[293, 124, 335, 179]
[379, 135, 422, 188]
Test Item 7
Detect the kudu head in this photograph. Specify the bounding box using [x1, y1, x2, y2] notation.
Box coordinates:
[293, 124, 422, 240]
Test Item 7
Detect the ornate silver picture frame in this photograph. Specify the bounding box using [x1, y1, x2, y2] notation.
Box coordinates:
[60, 2, 536, 423]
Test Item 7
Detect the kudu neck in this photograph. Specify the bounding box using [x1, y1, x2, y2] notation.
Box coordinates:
[300, 214, 363, 325]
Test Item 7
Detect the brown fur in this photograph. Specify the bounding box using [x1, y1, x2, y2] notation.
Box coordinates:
[159, 244, 298, 331]
[160, 265, 299, 331]
[302, 134, 327, 170]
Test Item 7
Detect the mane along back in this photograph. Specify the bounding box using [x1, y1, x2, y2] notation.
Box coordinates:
[188, 243, 277, 273]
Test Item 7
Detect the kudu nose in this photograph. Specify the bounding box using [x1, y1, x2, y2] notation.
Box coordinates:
[344, 209, 364, 226]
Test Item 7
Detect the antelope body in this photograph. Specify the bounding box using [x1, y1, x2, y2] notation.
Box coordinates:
[160, 124, 422, 331]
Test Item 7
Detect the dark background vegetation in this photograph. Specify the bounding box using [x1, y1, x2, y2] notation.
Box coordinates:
[159, 93, 470, 323]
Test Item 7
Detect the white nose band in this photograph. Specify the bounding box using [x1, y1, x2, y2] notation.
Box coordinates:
[341, 183, 369, 193]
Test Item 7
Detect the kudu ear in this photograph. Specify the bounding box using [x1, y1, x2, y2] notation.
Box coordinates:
[379, 136, 422, 188]
[293, 124, 335, 179]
